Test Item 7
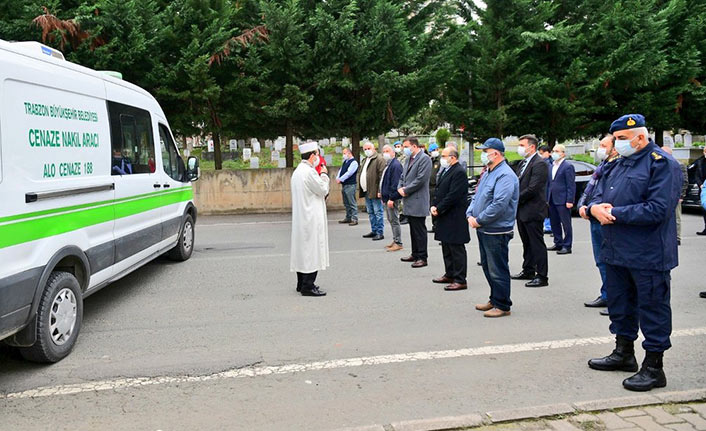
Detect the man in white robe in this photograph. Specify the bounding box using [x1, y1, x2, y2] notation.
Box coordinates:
[290, 141, 330, 296]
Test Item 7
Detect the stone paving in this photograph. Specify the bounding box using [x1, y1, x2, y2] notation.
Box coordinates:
[466, 403, 706, 431]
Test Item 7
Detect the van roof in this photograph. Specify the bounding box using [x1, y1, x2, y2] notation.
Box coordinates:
[0, 38, 157, 104]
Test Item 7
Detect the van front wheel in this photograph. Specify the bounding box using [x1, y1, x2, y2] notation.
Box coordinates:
[19, 271, 83, 363]
[168, 214, 194, 261]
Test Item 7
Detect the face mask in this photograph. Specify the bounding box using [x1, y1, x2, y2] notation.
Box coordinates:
[615, 136, 638, 157]
[311, 155, 320, 166]
[403, 147, 412, 157]
[382, 152, 393, 161]
[517, 146, 527, 158]
[364, 149, 373, 158]
[431, 151, 440, 158]
[439, 158, 450, 169]
[551, 152, 562, 161]
[481, 151, 492, 166]
[596, 147, 608, 161]
[394, 147, 402, 154]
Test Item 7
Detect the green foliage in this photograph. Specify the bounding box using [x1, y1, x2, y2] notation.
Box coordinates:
[435, 128, 451, 146]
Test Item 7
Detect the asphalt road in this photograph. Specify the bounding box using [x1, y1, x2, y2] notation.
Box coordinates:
[1, 210, 705, 430]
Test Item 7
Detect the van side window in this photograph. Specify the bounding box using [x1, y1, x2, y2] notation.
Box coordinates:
[108, 101, 156, 175]
[158, 124, 184, 182]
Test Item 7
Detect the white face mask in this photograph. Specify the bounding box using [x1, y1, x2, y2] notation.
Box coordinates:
[382, 152, 393, 161]
[394, 147, 402, 154]
[431, 150, 440, 158]
[481, 151, 493, 166]
[615, 136, 638, 157]
[551, 152, 562, 161]
[439, 157, 450, 169]
[517, 146, 527, 158]
[364, 149, 374, 158]
[596, 147, 608, 161]
[311, 155, 320, 166]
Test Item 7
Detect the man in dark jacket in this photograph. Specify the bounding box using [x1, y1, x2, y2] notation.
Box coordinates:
[431, 147, 471, 291]
[691, 147, 706, 235]
[398, 137, 432, 268]
[357, 142, 386, 240]
[380, 145, 404, 251]
[548, 144, 576, 254]
[511, 134, 550, 288]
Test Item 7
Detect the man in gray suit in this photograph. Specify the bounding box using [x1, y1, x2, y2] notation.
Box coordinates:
[397, 136, 432, 268]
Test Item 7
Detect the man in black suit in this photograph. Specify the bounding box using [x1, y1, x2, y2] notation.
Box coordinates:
[511, 135, 549, 287]
[430, 147, 471, 291]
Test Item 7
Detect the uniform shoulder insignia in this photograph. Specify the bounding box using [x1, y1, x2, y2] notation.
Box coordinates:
[651, 151, 662, 160]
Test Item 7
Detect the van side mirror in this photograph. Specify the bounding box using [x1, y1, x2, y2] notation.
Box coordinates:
[186, 156, 200, 181]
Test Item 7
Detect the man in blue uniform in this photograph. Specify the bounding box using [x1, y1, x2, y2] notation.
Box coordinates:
[587, 114, 682, 392]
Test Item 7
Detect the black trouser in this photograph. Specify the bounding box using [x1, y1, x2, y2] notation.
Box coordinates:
[442, 242, 467, 284]
[517, 219, 548, 278]
[296, 271, 318, 292]
[407, 216, 428, 261]
[702, 208, 706, 229]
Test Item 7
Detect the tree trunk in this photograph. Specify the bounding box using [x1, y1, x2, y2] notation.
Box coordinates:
[286, 120, 294, 168]
[654, 128, 664, 147]
[377, 134, 385, 150]
[352, 131, 361, 160]
[213, 132, 223, 170]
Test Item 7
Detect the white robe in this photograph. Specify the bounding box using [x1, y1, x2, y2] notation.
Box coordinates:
[290, 161, 330, 273]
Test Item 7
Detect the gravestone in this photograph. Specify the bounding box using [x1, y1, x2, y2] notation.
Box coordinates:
[342, 137, 350, 147]
[335, 146, 342, 154]
[684, 133, 692, 147]
[238, 139, 245, 148]
[274, 137, 285, 152]
[250, 157, 259, 169]
[265, 139, 273, 148]
[207, 140, 214, 152]
[331, 137, 337, 145]
[252, 139, 261, 153]
[663, 135, 674, 147]
[324, 155, 333, 165]
[278, 159, 287, 168]
[271, 151, 280, 162]
[229, 139, 237, 151]
[243, 148, 252, 161]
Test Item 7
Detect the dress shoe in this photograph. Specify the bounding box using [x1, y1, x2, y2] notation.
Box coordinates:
[475, 302, 493, 311]
[400, 255, 416, 262]
[623, 352, 666, 392]
[588, 336, 638, 372]
[338, 218, 351, 224]
[444, 283, 467, 291]
[599, 308, 610, 316]
[484, 308, 511, 318]
[372, 234, 385, 241]
[697, 229, 706, 236]
[349, 220, 358, 226]
[385, 241, 395, 249]
[433, 276, 454, 284]
[387, 243, 403, 252]
[400, 216, 409, 225]
[296, 285, 301, 292]
[700, 291, 706, 298]
[477, 261, 482, 266]
[427, 228, 435, 233]
[584, 296, 608, 308]
[362, 232, 376, 238]
[556, 247, 572, 255]
[301, 287, 327, 297]
[411, 260, 428, 268]
[525, 276, 549, 288]
[511, 270, 536, 280]
[546, 245, 561, 251]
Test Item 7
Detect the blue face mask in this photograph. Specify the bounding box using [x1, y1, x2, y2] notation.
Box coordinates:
[615, 136, 638, 157]
[403, 147, 412, 157]
[551, 152, 562, 161]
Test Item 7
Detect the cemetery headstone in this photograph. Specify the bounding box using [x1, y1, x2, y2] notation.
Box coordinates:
[664, 135, 674, 147]
[324, 155, 333, 165]
[207, 140, 214, 153]
[278, 159, 287, 168]
[684, 133, 692, 147]
[229, 139, 237, 151]
[342, 137, 350, 147]
[243, 148, 252, 161]
[335, 146, 342, 154]
[250, 157, 259, 169]
[271, 151, 280, 162]
[265, 139, 273, 148]
[252, 139, 261, 153]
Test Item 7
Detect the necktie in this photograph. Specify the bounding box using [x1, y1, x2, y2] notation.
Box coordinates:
[519, 159, 528, 177]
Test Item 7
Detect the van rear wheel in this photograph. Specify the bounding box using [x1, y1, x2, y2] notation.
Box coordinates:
[168, 214, 194, 261]
[19, 271, 83, 363]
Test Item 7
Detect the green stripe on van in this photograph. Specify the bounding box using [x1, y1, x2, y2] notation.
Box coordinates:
[0, 188, 193, 250]
[0, 186, 192, 225]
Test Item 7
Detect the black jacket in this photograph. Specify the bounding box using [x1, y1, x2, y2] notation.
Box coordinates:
[432, 163, 470, 244]
[515, 153, 549, 222]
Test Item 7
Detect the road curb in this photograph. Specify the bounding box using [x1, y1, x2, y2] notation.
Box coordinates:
[335, 389, 706, 431]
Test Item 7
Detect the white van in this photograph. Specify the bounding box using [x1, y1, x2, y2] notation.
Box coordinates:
[0, 40, 200, 362]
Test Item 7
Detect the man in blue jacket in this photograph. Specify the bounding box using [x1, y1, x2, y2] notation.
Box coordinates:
[587, 114, 681, 392]
[547, 144, 576, 254]
[467, 138, 519, 318]
[380, 145, 404, 251]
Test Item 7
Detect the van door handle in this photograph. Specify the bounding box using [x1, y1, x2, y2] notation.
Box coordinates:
[163, 184, 171, 188]
[153, 183, 161, 189]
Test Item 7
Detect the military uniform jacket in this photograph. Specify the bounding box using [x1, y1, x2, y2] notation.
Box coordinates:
[587, 143, 681, 271]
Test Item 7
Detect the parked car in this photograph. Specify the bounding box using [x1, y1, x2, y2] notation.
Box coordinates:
[683, 163, 703, 210]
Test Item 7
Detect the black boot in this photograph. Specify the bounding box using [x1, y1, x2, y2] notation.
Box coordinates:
[623, 351, 667, 392]
[588, 336, 639, 372]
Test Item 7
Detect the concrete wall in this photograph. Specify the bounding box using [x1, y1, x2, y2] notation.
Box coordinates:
[192, 167, 361, 215]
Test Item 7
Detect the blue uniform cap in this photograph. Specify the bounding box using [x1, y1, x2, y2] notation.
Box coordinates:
[609, 114, 646, 133]
[393, 141, 402, 147]
[477, 137, 505, 153]
[429, 143, 439, 151]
